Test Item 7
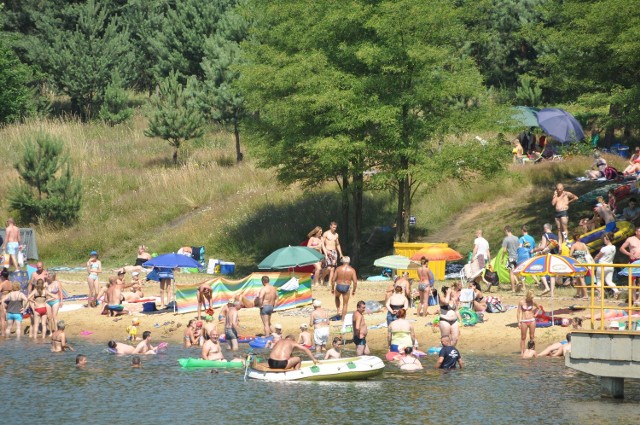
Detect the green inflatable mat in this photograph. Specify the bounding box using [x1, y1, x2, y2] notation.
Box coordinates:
[178, 358, 244, 369]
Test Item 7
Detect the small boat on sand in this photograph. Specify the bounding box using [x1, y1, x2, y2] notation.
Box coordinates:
[246, 355, 384, 382]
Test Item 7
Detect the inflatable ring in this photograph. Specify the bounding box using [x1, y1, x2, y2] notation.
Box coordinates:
[427, 346, 441, 355]
[459, 308, 478, 326]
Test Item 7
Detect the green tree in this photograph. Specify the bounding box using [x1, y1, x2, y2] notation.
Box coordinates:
[0, 38, 35, 124]
[145, 71, 205, 164]
[26, 0, 135, 119]
[201, 5, 249, 163]
[98, 72, 133, 126]
[9, 132, 82, 225]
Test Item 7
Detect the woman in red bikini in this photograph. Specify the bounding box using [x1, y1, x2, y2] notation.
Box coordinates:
[517, 290, 540, 356]
[28, 279, 51, 338]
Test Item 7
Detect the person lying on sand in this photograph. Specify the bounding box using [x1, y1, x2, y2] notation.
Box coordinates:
[537, 334, 571, 357]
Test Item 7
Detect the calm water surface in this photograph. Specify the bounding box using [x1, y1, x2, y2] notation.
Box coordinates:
[1, 338, 639, 425]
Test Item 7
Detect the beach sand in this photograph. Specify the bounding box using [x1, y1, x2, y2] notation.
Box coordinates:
[51, 272, 591, 355]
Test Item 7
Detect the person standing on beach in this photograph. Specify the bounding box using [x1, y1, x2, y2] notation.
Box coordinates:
[353, 300, 370, 355]
[331, 256, 357, 320]
[417, 258, 435, 317]
[307, 226, 326, 286]
[532, 223, 559, 296]
[28, 261, 48, 293]
[517, 291, 539, 356]
[551, 183, 578, 244]
[436, 335, 463, 369]
[472, 229, 490, 269]
[502, 226, 520, 292]
[1, 282, 28, 338]
[257, 275, 278, 335]
[322, 221, 343, 285]
[224, 299, 240, 351]
[0, 268, 12, 336]
[2, 218, 22, 270]
[309, 299, 329, 354]
[86, 251, 101, 308]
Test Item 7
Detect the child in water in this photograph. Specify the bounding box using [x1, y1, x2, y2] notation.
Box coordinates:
[522, 340, 536, 359]
[324, 337, 342, 360]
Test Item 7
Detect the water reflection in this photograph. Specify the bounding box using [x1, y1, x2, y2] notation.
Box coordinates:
[1, 340, 639, 424]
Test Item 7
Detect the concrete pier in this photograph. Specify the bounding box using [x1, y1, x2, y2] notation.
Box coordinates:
[565, 330, 640, 399]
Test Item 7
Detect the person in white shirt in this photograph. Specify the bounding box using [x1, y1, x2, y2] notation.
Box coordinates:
[594, 232, 619, 299]
[472, 229, 491, 268]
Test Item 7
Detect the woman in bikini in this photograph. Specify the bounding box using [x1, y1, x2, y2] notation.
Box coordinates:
[28, 279, 50, 338]
[517, 290, 539, 356]
[1, 282, 28, 338]
[86, 251, 102, 307]
[471, 281, 487, 313]
[183, 319, 197, 348]
[570, 232, 590, 299]
[386, 285, 408, 325]
[307, 226, 326, 286]
[398, 346, 423, 371]
[623, 147, 640, 175]
[46, 273, 64, 331]
[417, 257, 435, 317]
[439, 285, 461, 346]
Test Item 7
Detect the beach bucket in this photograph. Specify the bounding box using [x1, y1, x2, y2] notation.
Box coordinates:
[220, 262, 235, 275]
[142, 302, 157, 313]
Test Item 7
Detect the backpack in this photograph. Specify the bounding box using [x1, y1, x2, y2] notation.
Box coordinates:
[604, 166, 619, 180]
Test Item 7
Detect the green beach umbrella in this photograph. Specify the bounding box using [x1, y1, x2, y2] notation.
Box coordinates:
[373, 255, 419, 270]
[258, 246, 325, 269]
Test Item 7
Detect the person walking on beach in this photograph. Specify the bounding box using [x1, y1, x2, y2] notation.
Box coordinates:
[436, 335, 463, 370]
[2, 218, 22, 270]
[309, 299, 329, 354]
[353, 300, 370, 355]
[502, 226, 520, 292]
[472, 229, 490, 269]
[551, 183, 578, 244]
[86, 251, 101, 308]
[322, 221, 343, 285]
[257, 275, 278, 336]
[331, 256, 357, 320]
[517, 291, 539, 356]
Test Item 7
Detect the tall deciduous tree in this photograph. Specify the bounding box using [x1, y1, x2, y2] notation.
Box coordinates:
[201, 5, 249, 164]
[0, 38, 35, 124]
[145, 71, 205, 164]
[9, 132, 82, 225]
[26, 0, 135, 119]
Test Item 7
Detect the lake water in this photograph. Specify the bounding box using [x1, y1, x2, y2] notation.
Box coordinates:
[2, 338, 639, 425]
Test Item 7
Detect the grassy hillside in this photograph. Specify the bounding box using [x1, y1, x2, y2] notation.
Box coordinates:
[0, 113, 630, 274]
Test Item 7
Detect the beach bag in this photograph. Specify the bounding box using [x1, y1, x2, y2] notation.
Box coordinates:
[604, 166, 619, 180]
[484, 270, 499, 286]
[428, 291, 439, 306]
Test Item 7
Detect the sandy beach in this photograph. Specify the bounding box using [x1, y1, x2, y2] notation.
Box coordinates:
[47, 271, 589, 355]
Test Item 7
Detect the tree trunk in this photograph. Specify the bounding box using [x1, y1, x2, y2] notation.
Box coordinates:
[402, 175, 411, 242]
[351, 172, 363, 268]
[173, 148, 178, 165]
[395, 178, 405, 242]
[234, 118, 243, 164]
[398, 156, 410, 242]
[341, 173, 350, 253]
[604, 104, 617, 148]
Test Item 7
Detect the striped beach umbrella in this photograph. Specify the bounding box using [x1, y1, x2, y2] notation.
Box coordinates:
[514, 254, 587, 276]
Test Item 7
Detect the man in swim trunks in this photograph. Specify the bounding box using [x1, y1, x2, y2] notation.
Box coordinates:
[331, 256, 357, 320]
[133, 331, 157, 354]
[104, 277, 126, 317]
[2, 218, 22, 270]
[502, 226, 520, 292]
[202, 328, 224, 360]
[29, 261, 49, 293]
[436, 335, 463, 369]
[321, 221, 343, 285]
[309, 299, 330, 353]
[619, 228, 640, 287]
[224, 299, 240, 351]
[108, 340, 136, 354]
[551, 183, 578, 244]
[267, 335, 318, 370]
[257, 275, 278, 335]
[352, 300, 370, 355]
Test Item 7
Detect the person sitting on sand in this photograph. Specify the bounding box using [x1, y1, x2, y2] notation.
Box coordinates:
[133, 331, 156, 355]
[471, 281, 487, 314]
[398, 346, 423, 371]
[538, 334, 572, 357]
[197, 282, 213, 320]
[118, 246, 153, 275]
[622, 147, 640, 176]
[104, 276, 127, 317]
[267, 335, 318, 370]
[184, 320, 198, 348]
[51, 321, 74, 352]
[297, 323, 312, 349]
[585, 152, 607, 179]
[202, 329, 223, 361]
[108, 340, 135, 355]
[324, 336, 342, 360]
[522, 340, 537, 359]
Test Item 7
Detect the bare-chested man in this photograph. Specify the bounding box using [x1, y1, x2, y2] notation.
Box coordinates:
[2, 218, 21, 270]
[353, 300, 370, 355]
[28, 261, 48, 293]
[51, 321, 73, 352]
[331, 256, 357, 320]
[197, 282, 213, 320]
[393, 272, 411, 306]
[551, 183, 578, 244]
[224, 299, 240, 351]
[257, 275, 278, 335]
[202, 329, 224, 360]
[104, 276, 126, 317]
[133, 331, 157, 354]
[620, 228, 640, 262]
[321, 221, 343, 285]
[267, 335, 318, 370]
[108, 340, 136, 354]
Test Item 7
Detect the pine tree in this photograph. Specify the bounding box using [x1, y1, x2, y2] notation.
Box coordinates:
[98, 72, 133, 126]
[9, 132, 82, 226]
[145, 71, 205, 164]
[0, 38, 35, 124]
